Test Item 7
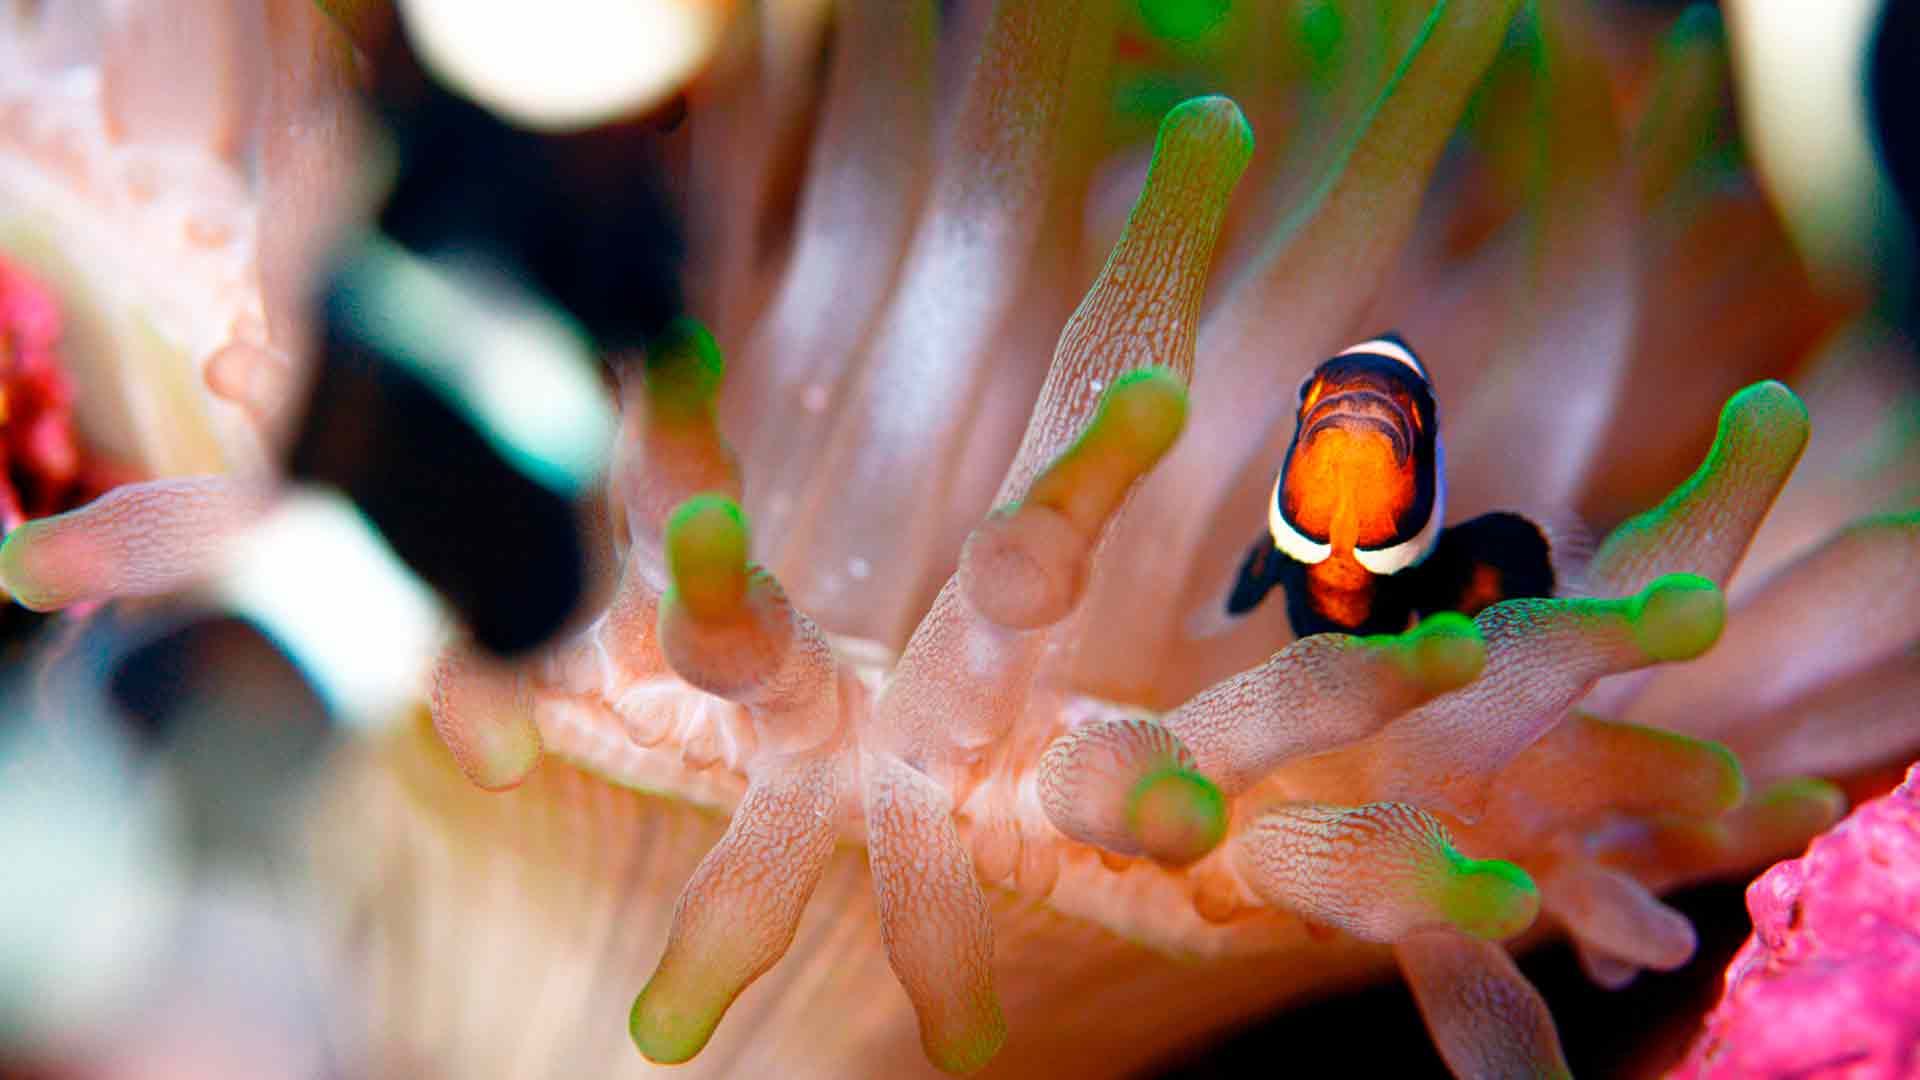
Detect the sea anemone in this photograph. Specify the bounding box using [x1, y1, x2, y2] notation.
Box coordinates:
[2, 1, 1917, 1077]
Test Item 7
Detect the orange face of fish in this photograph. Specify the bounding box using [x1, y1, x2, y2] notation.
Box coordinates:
[1268, 336, 1442, 577]
[1283, 370, 1424, 555]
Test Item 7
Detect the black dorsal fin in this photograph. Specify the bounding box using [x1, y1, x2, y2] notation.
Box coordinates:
[1403, 511, 1556, 619]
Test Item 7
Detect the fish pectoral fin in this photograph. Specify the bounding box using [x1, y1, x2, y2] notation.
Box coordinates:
[1227, 533, 1289, 616]
[1404, 511, 1557, 618]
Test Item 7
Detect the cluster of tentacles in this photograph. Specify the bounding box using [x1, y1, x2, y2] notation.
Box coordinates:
[397, 93, 1846, 1075]
[3, 1, 1918, 1077]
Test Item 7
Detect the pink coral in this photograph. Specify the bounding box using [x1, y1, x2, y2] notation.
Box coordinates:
[1675, 763, 1920, 1079]
[0, 255, 83, 532]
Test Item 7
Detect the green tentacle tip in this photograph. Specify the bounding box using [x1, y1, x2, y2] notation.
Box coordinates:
[0, 515, 72, 612]
[1139, 0, 1231, 45]
[664, 494, 751, 620]
[1294, 0, 1344, 68]
[1757, 776, 1847, 818]
[1712, 381, 1809, 467]
[1092, 367, 1190, 460]
[1126, 766, 1229, 866]
[1111, 364, 1186, 394]
[1385, 612, 1487, 692]
[630, 978, 722, 1065]
[644, 316, 726, 415]
[1438, 855, 1540, 941]
[927, 1005, 1009, 1076]
[1628, 573, 1725, 662]
[1727, 378, 1808, 424]
[1602, 380, 1807, 560]
[1733, 777, 1848, 854]
[1647, 728, 1746, 815]
[1159, 94, 1256, 163]
[1699, 737, 1747, 814]
[666, 494, 749, 566]
[0, 524, 34, 609]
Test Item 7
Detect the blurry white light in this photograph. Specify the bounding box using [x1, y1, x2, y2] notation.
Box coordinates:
[0, 712, 184, 1049]
[395, 0, 733, 133]
[1723, 0, 1908, 286]
[215, 490, 446, 727]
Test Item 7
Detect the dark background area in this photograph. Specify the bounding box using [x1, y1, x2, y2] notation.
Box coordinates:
[1150, 881, 1751, 1078]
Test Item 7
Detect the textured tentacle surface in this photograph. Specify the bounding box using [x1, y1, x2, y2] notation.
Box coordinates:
[1164, 614, 1484, 794]
[429, 644, 544, 791]
[1626, 511, 1920, 743]
[1341, 574, 1727, 819]
[867, 94, 1245, 763]
[1472, 712, 1745, 844]
[1589, 381, 1811, 597]
[0, 475, 267, 610]
[1539, 859, 1697, 976]
[612, 319, 742, 561]
[1036, 714, 1223, 865]
[1234, 802, 1539, 944]
[851, 94, 1248, 1071]
[863, 748, 1003, 1075]
[633, 494, 847, 1063]
[995, 95, 1252, 500]
[1397, 931, 1574, 1080]
[632, 751, 844, 1065]
[963, 369, 1191, 632]
[1595, 778, 1849, 895]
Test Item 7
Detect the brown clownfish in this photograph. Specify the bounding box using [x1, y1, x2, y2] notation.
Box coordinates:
[1228, 333, 1556, 637]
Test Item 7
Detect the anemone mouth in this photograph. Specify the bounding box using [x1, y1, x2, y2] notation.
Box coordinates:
[529, 626, 892, 826]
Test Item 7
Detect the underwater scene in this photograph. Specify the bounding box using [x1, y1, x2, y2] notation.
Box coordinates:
[2, 1, 1919, 1076]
